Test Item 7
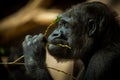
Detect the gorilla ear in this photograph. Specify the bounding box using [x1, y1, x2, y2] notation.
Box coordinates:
[88, 19, 96, 37]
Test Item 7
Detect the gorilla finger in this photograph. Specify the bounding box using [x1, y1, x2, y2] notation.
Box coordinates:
[37, 33, 47, 42]
[22, 40, 31, 49]
[32, 35, 38, 42]
[32, 35, 38, 40]
[25, 35, 32, 42]
[27, 41, 32, 46]
[34, 33, 44, 41]
[22, 41, 26, 48]
[32, 35, 42, 44]
[33, 38, 38, 44]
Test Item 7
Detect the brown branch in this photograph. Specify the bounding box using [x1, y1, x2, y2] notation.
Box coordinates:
[0, 62, 76, 80]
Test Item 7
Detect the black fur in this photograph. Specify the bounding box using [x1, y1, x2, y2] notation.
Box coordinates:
[22, 2, 120, 80]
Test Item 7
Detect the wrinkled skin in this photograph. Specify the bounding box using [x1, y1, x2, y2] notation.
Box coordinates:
[22, 2, 120, 80]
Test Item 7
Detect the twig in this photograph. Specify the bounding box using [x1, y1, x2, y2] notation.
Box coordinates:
[0, 62, 24, 65]
[47, 66, 76, 80]
[44, 16, 62, 37]
[57, 44, 71, 49]
[12, 55, 24, 63]
[0, 62, 76, 79]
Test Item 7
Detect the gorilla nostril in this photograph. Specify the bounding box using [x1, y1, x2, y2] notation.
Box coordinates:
[52, 34, 59, 36]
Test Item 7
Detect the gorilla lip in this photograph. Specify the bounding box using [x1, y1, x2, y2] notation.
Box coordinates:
[48, 39, 68, 45]
[48, 43, 71, 50]
[48, 39, 71, 49]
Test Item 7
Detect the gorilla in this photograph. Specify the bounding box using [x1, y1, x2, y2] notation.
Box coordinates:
[22, 1, 120, 80]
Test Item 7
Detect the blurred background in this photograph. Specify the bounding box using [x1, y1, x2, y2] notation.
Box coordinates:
[0, 0, 120, 80]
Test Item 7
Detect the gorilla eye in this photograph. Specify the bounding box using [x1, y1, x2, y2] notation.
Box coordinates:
[59, 20, 69, 28]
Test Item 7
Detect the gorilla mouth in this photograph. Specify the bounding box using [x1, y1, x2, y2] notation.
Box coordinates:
[48, 39, 71, 49]
[49, 39, 68, 45]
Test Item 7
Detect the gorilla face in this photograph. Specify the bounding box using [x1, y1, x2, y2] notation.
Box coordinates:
[47, 13, 93, 60]
[47, 16, 75, 60]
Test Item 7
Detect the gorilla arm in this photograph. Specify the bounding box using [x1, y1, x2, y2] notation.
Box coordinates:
[22, 34, 53, 80]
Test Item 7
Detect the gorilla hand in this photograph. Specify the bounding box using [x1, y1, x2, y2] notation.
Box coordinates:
[22, 33, 47, 72]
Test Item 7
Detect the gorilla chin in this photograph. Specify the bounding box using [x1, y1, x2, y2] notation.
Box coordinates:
[47, 44, 73, 61]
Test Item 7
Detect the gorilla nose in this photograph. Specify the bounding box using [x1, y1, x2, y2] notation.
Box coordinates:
[51, 29, 63, 37]
[52, 33, 62, 37]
